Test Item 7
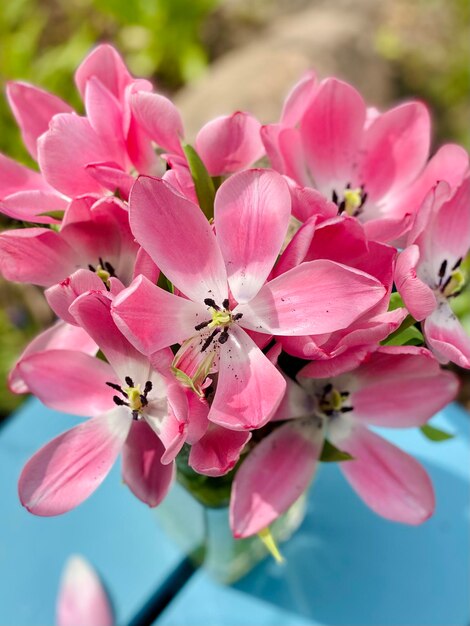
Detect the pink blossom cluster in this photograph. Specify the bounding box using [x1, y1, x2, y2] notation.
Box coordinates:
[2, 45, 469, 539]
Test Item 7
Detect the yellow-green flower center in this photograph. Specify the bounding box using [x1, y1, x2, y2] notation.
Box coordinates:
[124, 385, 143, 412]
[443, 268, 466, 298]
[343, 188, 363, 216]
[208, 307, 232, 328]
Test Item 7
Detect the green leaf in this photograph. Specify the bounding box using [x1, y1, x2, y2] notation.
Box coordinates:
[381, 315, 423, 346]
[420, 424, 455, 442]
[38, 210, 65, 221]
[183, 143, 215, 220]
[388, 292, 405, 311]
[319, 439, 354, 462]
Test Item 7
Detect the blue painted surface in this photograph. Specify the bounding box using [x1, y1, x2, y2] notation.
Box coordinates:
[156, 404, 470, 626]
[0, 398, 184, 626]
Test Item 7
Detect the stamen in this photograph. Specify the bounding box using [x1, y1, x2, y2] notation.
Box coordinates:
[233, 313, 243, 321]
[143, 380, 153, 395]
[332, 190, 339, 205]
[88, 264, 95, 272]
[104, 261, 116, 277]
[218, 328, 229, 344]
[195, 320, 211, 331]
[222, 298, 230, 309]
[106, 381, 127, 397]
[125, 376, 134, 387]
[139, 395, 149, 407]
[323, 383, 333, 394]
[201, 328, 220, 352]
[452, 257, 463, 271]
[113, 395, 128, 407]
[340, 406, 354, 413]
[438, 259, 447, 281]
[204, 298, 219, 310]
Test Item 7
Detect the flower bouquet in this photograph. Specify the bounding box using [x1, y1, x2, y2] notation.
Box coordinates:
[1, 45, 469, 580]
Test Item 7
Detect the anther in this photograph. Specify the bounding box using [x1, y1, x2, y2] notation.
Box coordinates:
[106, 381, 126, 397]
[195, 320, 211, 331]
[113, 395, 128, 407]
[88, 264, 95, 272]
[332, 190, 339, 205]
[201, 328, 220, 352]
[340, 406, 354, 413]
[204, 298, 219, 310]
[218, 328, 229, 344]
[452, 257, 463, 271]
[222, 299, 230, 309]
[125, 376, 134, 387]
[233, 313, 243, 321]
[323, 383, 333, 394]
[104, 261, 116, 277]
[143, 380, 153, 395]
[438, 259, 447, 280]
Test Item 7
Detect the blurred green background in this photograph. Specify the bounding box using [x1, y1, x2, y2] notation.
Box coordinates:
[0, 0, 469, 417]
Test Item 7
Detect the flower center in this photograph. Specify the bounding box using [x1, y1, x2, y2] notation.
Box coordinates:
[437, 257, 466, 298]
[88, 257, 116, 290]
[106, 376, 153, 419]
[318, 383, 353, 418]
[332, 184, 368, 217]
[194, 298, 243, 350]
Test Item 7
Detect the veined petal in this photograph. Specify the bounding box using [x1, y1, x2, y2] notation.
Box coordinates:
[122, 420, 174, 506]
[19, 409, 130, 516]
[215, 169, 291, 303]
[196, 112, 264, 176]
[37, 114, 114, 196]
[280, 70, 317, 127]
[0, 228, 76, 287]
[56, 556, 114, 626]
[301, 78, 366, 192]
[237, 260, 385, 335]
[395, 245, 437, 321]
[18, 350, 117, 416]
[429, 176, 470, 263]
[0, 189, 68, 224]
[45, 269, 107, 325]
[7, 81, 73, 159]
[334, 426, 435, 525]
[424, 300, 470, 369]
[208, 325, 286, 430]
[230, 418, 324, 538]
[86, 162, 134, 199]
[112, 275, 206, 354]
[75, 43, 132, 100]
[129, 176, 228, 303]
[189, 425, 251, 477]
[8, 321, 97, 394]
[358, 102, 431, 200]
[0, 152, 49, 197]
[131, 91, 184, 154]
[70, 290, 151, 383]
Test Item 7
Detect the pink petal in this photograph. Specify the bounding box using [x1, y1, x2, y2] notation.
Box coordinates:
[0, 228, 76, 286]
[131, 91, 184, 154]
[298, 347, 371, 379]
[230, 418, 324, 538]
[189, 424, 251, 477]
[56, 556, 113, 626]
[280, 70, 317, 127]
[208, 325, 286, 430]
[45, 269, 107, 325]
[424, 300, 470, 368]
[185, 392, 210, 444]
[429, 176, 470, 262]
[334, 426, 435, 524]
[6, 81, 73, 159]
[132, 247, 160, 282]
[271, 216, 316, 278]
[300, 78, 366, 192]
[350, 347, 459, 427]
[358, 102, 430, 200]
[394, 245, 437, 320]
[19, 410, 130, 516]
[386, 144, 469, 219]
[112, 275, 206, 354]
[129, 176, 228, 303]
[287, 181, 337, 224]
[84, 78, 128, 167]
[37, 114, 114, 196]
[214, 169, 291, 303]
[17, 350, 117, 416]
[0, 189, 68, 224]
[75, 44, 132, 100]
[122, 420, 174, 506]
[86, 162, 134, 199]
[237, 260, 385, 335]
[0, 152, 49, 197]
[8, 321, 97, 394]
[70, 290, 151, 382]
[195, 112, 264, 176]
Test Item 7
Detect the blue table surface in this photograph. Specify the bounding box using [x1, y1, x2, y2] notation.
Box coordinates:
[0, 399, 469, 626]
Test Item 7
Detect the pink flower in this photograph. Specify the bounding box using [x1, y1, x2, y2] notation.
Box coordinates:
[395, 176, 470, 368]
[230, 346, 458, 537]
[56, 556, 113, 626]
[273, 214, 406, 359]
[262, 76, 469, 242]
[17, 291, 189, 515]
[112, 169, 386, 431]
